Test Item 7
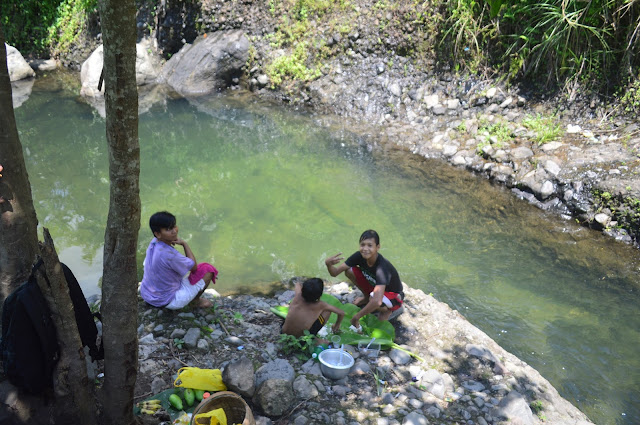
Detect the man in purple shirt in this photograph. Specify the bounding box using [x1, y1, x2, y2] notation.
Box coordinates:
[140, 211, 215, 309]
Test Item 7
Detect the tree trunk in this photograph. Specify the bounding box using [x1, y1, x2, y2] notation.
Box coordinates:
[38, 229, 97, 424]
[0, 23, 40, 303]
[1, 24, 97, 423]
[97, 1, 141, 424]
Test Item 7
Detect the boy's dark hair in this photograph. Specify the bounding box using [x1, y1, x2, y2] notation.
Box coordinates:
[301, 278, 324, 303]
[150, 211, 176, 235]
[359, 229, 380, 245]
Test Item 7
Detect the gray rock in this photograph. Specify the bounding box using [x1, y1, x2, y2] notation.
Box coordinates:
[197, 339, 209, 350]
[255, 359, 295, 388]
[161, 30, 250, 96]
[543, 160, 562, 176]
[151, 376, 167, 394]
[432, 105, 446, 115]
[332, 385, 348, 397]
[80, 38, 162, 99]
[254, 379, 295, 417]
[492, 390, 534, 425]
[595, 213, 611, 227]
[402, 411, 429, 425]
[466, 344, 500, 364]
[139, 333, 156, 345]
[462, 380, 485, 392]
[223, 356, 256, 397]
[184, 327, 201, 348]
[420, 369, 445, 399]
[255, 415, 273, 425]
[293, 375, 319, 399]
[540, 180, 555, 199]
[225, 336, 246, 346]
[389, 347, 411, 365]
[389, 82, 402, 97]
[170, 329, 186, 339]
[28, 58, 58, 72]
[257, 74, 269, 87]
[442, 143, 458, 158]
[511, 146, 534, 159]
[293, 414, 308, 425]
[423, 94, 439, 108]
[350, 359, 372, 375]
[5, 44, 35, 81]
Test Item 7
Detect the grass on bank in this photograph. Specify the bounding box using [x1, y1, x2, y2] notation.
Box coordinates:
[523, 114, 564, 145]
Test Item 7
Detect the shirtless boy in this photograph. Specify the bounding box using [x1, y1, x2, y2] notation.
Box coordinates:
[325, 229, 405, 327]
[281, 278, 345, 338]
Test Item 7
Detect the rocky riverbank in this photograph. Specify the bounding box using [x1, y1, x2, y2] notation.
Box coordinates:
[129, 283, 593, 425]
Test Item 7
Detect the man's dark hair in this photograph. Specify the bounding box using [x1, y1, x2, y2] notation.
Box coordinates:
[359, 229, 380, 245]
[301, 278, 324, 302]
[149, 211, 176, 235]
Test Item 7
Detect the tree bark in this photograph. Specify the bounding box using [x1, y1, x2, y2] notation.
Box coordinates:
[97, 1, 141, 424]
[38, 229, 97, 424]
[1, 24, 97, 422]
[0, 23, 40, 303]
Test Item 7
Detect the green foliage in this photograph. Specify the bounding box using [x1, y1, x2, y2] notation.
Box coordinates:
[0, 0, 97, 57]
[522, 113, 563, 145]
[0, 0, 62, 54]
[422, 0, 640, 93]
[266, 42, 322, 86]
[530, 400, 544, 414]
[618, 75, 640, 114]
[48, 0, 98, 56]
[479, 119, 512, 145]
[233, 312, 244, 324]
[439, 0, 494, 69]
[173, 338, 185, 349]
[278, 330, 317, 359]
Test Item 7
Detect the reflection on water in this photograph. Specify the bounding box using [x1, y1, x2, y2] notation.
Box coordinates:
[15, 71, 640, 425]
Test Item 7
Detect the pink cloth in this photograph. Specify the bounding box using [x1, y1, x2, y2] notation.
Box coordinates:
[188, 262, 218, 285]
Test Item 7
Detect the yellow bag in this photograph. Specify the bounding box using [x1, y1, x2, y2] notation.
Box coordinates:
[194, 407, 227, 425]
[173, 367, 227, 392]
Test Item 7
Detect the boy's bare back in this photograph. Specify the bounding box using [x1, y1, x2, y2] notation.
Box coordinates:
[281, 279, 345, 337]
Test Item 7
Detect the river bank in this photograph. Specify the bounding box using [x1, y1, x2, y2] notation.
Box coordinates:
[128, 282, 593, 425]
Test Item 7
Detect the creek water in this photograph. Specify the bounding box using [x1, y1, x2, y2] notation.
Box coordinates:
[13, 71, 640, 424]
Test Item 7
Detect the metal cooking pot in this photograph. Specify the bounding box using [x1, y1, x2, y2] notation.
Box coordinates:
[318, 348, 354, 380]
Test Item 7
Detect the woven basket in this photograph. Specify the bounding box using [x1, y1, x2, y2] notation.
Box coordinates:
[190, 391, 255, 425]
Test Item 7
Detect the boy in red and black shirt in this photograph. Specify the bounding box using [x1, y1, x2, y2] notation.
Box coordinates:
[325, 229, 405, 327]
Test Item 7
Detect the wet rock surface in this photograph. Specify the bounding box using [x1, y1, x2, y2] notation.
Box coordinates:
[128, 283, 593, 424]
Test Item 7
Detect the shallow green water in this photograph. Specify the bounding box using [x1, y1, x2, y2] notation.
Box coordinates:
[14, 72, 640, 424]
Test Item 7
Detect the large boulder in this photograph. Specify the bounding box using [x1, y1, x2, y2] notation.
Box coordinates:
[80, 38, 162, 98]
[5, 44, 35, 81]
[160, 30, 249, 96]
[80, 38, 166, 117]
[222, 356, 256, 397]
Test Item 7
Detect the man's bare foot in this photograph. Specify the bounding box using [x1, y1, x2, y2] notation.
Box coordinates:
[194, 298, 213, 308]
[353, 296, 367, 307]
